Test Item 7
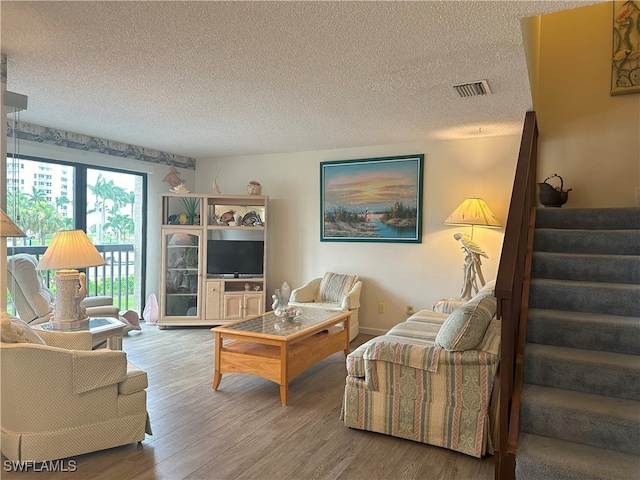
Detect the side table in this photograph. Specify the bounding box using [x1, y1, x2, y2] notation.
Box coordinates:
[33, 317, 125, 350]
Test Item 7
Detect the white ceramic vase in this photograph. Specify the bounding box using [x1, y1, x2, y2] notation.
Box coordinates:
[280, 281, 291, 305]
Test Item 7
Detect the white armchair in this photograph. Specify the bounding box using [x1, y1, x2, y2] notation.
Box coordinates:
[0, 317, 151, 462]
[289, 272, 362, 341]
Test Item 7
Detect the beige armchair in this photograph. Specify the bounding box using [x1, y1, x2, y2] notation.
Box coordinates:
[6, 254, 136, 332]
[0, 323, 151, 462]
[289, 272, 362, 341]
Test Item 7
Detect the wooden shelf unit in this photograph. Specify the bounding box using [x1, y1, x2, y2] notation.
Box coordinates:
[158, 193, 268, 328]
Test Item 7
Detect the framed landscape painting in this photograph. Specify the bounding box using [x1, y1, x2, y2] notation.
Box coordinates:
[320, 154, 424, 243]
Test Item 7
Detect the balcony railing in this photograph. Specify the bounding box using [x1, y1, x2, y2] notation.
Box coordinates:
[6, 243, 135, 314]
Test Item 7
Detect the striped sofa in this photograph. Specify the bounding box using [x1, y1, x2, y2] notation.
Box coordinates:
[341, 307, 500, 458]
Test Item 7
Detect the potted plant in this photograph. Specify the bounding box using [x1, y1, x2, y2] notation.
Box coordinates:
[181, 197, 200, 225]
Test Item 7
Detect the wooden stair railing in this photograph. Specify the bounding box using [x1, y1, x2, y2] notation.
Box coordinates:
[494, 111, 538, 480]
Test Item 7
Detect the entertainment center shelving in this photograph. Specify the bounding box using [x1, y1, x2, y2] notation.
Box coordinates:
[158, 193, 268, 328]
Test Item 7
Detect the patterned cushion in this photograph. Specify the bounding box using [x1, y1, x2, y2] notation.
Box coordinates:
[315, 272, 358, 303]
[476, 279, 496, 297]
[435, 294, 497, 351]
[0, 311, 45, 344]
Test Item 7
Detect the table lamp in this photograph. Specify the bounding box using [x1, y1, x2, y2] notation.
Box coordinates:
[37, 229, 106, 330]
[1, 209, 27, 311]
[0, 208, 26, 238]
[443, 198, 501, 301]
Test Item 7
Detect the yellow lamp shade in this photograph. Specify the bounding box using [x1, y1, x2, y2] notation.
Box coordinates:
[444, 198, 501, 228]
[37, 229, 106, 270]
[0, 208, 26, 237]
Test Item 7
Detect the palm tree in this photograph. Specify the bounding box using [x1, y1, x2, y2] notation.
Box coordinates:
[125, 191, 135, 218]
[26, 186, 48, 205]
[54, 195, 70, 215]
[22, 193, 65, 245]
[88, 174, 116, 242]
[104, 214, 134, 243]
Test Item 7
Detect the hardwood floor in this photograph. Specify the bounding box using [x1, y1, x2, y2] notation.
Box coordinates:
[2, 323, 495, 480]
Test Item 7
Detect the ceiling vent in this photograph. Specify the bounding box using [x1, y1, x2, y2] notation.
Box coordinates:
[453, 80, 492, 98]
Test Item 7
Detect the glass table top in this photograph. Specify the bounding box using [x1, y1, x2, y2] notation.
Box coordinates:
[217, 307, 347, 337]
[34, 317, 120, 332]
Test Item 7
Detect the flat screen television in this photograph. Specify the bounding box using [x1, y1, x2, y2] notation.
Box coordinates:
[207, 240, 264, 277]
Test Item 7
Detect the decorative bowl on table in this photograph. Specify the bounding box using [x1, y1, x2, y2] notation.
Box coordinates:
[274, 306, 302, 321]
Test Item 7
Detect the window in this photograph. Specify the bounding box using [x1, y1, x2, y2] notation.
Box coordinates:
[5, 156, 146, 314]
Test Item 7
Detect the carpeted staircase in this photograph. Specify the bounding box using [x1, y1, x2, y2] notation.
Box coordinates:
[515, 207, 640, 480]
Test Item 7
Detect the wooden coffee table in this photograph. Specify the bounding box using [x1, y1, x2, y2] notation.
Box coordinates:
[211, 307, 351, 405]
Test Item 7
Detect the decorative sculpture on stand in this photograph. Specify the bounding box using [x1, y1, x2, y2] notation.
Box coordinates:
[454, 233, 488, 300]
[433, 197, 500, 313]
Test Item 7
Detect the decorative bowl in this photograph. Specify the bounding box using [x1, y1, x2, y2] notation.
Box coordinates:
[274, 306, 302, 320]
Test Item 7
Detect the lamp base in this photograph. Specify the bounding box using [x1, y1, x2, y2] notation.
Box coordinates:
[52, 269, 89, 329]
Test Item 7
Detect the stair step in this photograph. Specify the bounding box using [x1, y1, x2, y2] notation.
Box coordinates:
[534, 228, 640, 255]
[531, 252, 640, 284]
[519, 384, 640, 455]
[516, 433, 640, 480]
[529, 278, 640, 317]
[535, 207, 640, 230]
[527, 308, 640, 355]
[524, 343, 640, 400]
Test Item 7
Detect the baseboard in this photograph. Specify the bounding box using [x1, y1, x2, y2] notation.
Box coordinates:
[358, 326, 389, 336]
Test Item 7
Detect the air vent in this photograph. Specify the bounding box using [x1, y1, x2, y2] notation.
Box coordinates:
[453, 80, 492, 98]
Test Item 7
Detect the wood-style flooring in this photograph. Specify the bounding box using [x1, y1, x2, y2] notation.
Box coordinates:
[2, 323, 494, 480]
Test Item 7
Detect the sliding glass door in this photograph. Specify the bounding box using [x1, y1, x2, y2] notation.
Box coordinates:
[5, 157, 146, 315]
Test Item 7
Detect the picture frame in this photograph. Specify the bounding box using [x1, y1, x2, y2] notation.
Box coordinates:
[320, 154, 424, 243]
[611, 1, 640, 96]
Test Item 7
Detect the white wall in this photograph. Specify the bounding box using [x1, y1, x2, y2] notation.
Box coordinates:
[8, 139, 197, 311]
[526, 2, 640, 207]
[196, 135, 520, 335]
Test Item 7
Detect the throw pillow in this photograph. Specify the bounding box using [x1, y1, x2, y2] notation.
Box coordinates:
[435, 294, 497, 351]
[315, 272, 358, 303]
[0, 311, 45, 344]
[476, 279, 496, 298]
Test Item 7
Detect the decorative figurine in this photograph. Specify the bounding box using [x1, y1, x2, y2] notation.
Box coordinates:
[212, 166, 222, 195]
[170, 183, 190, 193]
[454, 232, 489, 300]
[163, 167, 185, 189]
[219, 210, 235, 225]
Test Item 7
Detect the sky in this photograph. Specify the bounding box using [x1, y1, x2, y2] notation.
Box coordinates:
[322, 157, 420, 213]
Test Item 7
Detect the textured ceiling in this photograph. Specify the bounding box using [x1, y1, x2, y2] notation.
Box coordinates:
[1, 1, 602, 159]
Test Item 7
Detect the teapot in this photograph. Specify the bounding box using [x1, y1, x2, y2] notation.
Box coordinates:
[538, 173, 572, 207]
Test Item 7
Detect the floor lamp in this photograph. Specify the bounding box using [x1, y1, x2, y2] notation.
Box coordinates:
[443, 198, 501, 301]
[36, 229, 106, 330]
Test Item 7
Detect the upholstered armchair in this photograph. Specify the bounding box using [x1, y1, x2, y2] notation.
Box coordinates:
[289, 272, 362, 341]
[6, 254, 135, 331]
[0, 316, 152, 462]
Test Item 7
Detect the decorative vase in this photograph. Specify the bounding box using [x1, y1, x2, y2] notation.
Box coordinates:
[247, 180, 262, 195]
[280, 281, 291, 305]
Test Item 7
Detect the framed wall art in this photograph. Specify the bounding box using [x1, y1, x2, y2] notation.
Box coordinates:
[320, 154, 424, 243]
[611, 0, 640, 96]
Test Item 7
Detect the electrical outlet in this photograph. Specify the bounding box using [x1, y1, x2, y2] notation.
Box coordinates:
[406, 305, 414, 315]
[378, 303, 385, 314]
